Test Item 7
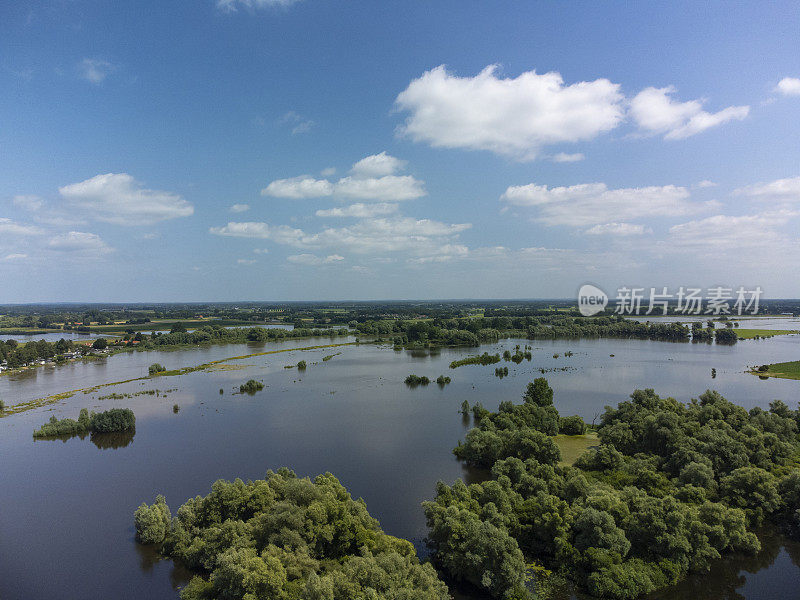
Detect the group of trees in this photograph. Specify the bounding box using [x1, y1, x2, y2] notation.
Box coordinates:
[33, 408, 135, 438]
[239, 380, 264, 394]
[425, 381, 800, 599]
[0, 338, 79, 368]
[134, 469, 450, 600]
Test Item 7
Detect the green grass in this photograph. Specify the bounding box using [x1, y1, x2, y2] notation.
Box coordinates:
[736, 328, 799, 339]
[554, 432, 599, 466]
[750, 360, 800, 381]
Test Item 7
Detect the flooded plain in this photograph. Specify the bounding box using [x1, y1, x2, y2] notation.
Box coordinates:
[1, 333, 799, 600]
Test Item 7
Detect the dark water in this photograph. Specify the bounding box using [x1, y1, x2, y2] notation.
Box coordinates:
[1, 335, 799, 600]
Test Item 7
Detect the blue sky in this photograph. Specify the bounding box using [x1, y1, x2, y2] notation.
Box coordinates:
[1, 0, 799, 302]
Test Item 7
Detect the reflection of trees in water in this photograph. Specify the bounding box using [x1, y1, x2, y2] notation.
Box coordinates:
[134, 540, 192, 590]
[32, 430, 135, 449]
[646, 529, 786, 600]
[90, 430, 135, 449]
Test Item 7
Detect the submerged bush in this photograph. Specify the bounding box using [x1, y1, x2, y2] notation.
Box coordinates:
[405, 374, 430, 386]
[239, 379, 264, 394]
[436, 375, 451, 386]
[149, 363, 166, 375]
[134, 494, 171, 544]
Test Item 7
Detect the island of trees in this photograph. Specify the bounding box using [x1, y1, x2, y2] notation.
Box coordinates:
[33, 408, 135, 438]
[423, 379, 800, 599]
[134, 469, 450, 600]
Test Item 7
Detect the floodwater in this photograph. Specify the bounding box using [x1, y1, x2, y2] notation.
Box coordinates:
[1, 333, 799, 600]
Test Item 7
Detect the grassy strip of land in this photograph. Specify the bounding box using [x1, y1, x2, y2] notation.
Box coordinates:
[0, 341, 357, 417]
[749, 360, 800, 381]
[736, 328, 799, 339]
[554, 432, 599, 466]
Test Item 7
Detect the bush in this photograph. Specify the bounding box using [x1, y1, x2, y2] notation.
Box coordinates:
[297, 360, 306, 370]
[149, 363, 166, 375]
[559, 415, 587, 435]
[436, 375, 451, 386]
[92, 338, 108, 350]
[0, 399, 5, 412]
[134, 495, 171, 544]
[405, 374, 431, 386]
[173, 404, 180, 413]
[239, 379, 264, 394]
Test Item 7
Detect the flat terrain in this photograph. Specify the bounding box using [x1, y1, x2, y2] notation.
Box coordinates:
[555, 432, 599, 466]
[736, 329, 799, 339]
[751, 361, 800, 381]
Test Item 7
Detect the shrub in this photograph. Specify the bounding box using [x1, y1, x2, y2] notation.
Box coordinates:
[149, 363, 166, 375]
[405, 374, 431, 386]
[297, 360, 307, 370]
[92, 338, 108, 350]
[239, 379, 264, 394]
[559, 415, 587, 435]
[436, 375, 451, 386]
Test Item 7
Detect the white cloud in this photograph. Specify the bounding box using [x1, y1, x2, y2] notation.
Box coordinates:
[3, 253, 28, 261]
[501, 182, 713, 227]
[667, 212, 793, 251]
[334, 175, 425, 201]
[59, 173, 194, 225]
[78, 58, 115, 84]
[279, 110, 314, 135]
[585, 222, 652, 236]
[629, 86, 749, 139]
[695, 180, 717, 189]
[210, 216, 470, 256]
[237, 258, 256, 265]
[734, 176, 800, 202]
[315, 203, 398, 218]
[0, 218, 44, 236]
[230, 203, 250, 213]
[350, 152, 407, 177]
[253, 248, 269, 254]
[320, 167, 336, 177]
[552, 152, 585, 163]
[776, 77, 800, 97]
[48, 231, 112, 254]
[13, 195, 43, 211]
[262, 154, 425, 202]
[394, 64, 625, 159]
[261, 176, 334, 199]
[287, 253, 344, 265]
[217, 0, 301, 11]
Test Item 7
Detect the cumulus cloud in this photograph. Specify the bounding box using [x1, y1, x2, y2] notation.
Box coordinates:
[734, 176, 800, 202]
[261, 153, 425, 201]
[776, 77, 800, 97]
[59, 173, 194, 225]
[315, 203, 398, 218]
[350, 151, 407, 177]
[48, 231, 113, 254]
[585, 222, 652, 236]
[695, 180, 717, 189]
[261, 176, 334, 199]
[501, 182, 713, 227]
[629, 86, 749, 139]
[78, 58, 115, 84]
[394, 64, 625, 159]
[13, 195, 43, 211]
[0, 218, 44, 236]
[287, 253, 345, 265]
[217, 0, 301, 11]
[230, 203, 250, 213]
